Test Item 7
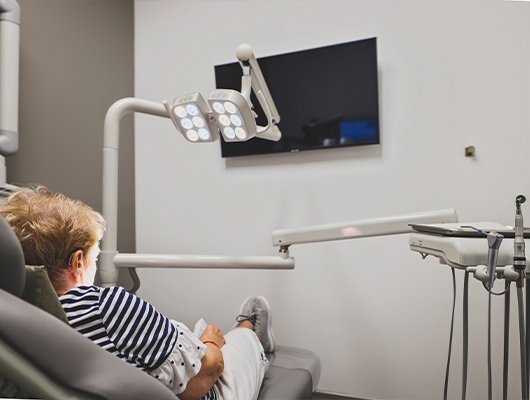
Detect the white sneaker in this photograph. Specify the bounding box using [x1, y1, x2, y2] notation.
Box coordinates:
[236, 295, 275, 353]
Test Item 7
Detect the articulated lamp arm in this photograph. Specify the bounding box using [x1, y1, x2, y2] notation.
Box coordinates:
[236, 44, 282, 142]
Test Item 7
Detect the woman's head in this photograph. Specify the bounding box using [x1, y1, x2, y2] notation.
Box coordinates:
[0, 186, 105, 291]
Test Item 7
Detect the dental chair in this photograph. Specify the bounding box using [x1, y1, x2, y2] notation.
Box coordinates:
[0, 216, 320, 399]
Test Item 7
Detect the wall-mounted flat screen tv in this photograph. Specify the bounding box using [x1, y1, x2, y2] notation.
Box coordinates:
[214, 37, 380, 158]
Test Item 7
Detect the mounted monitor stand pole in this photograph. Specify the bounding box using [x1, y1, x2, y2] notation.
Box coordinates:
[0, 0, 20, 185]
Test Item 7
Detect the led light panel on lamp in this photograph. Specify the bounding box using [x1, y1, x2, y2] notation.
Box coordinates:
[165, 92, 218, 143]
[208, 89, 257, 142]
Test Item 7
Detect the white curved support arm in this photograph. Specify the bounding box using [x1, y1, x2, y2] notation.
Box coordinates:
[100, 98, 169, 286]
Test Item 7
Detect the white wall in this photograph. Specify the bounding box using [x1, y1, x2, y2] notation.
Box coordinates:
[134, 1, 530, 398]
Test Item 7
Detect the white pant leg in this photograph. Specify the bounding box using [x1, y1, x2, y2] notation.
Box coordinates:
[213, 328, 269, 400]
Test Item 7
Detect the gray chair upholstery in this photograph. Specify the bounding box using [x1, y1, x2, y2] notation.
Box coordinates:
[0, 289, 178, 400]
[0, 216, 320, 399]
[0, 216, 25, 297]
[259, 365, 313, 400]
[266, 346, 321, 393]
[21, 265, 69, 323]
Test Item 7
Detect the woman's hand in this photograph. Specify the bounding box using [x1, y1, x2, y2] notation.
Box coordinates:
[180, 326, 225, 400]
[200, 324, 225, 349]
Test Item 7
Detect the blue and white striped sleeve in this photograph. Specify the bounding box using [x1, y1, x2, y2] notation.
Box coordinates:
[99, 286, 178, 371]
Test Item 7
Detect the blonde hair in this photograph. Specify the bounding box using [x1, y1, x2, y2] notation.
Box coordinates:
[0, 186, 105, 285]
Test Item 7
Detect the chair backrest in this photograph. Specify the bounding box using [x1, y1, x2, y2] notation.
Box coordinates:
[0, 216, 176, 400]
[0, 216, 25, 297]
[0, 289, 176, 400]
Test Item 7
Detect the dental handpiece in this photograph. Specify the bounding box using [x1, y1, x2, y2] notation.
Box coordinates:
[486, 231, 503, 290]
[514, 195, 526, 288]
[514, 195, 526, 271]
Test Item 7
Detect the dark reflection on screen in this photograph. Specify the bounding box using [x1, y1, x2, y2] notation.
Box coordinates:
[215, 38, 380, 158]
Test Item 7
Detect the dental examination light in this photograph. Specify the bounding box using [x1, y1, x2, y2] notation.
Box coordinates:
[0, 0, 20, 185]
[163, 44, 281, 144]
[164, 92, 219, 143]
[208, 89, 257, 142]
[99, 44, 290, 288]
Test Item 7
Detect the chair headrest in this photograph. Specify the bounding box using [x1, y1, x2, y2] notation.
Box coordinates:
[0, 216, 25, 297]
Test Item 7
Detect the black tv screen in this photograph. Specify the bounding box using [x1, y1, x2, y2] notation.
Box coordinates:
[214, 37, 380, 158]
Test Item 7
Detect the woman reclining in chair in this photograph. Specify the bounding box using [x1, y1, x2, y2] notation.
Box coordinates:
[0, 186, 275, 400]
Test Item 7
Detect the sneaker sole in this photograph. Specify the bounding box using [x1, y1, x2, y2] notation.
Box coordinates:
[256, 295, 275, 353]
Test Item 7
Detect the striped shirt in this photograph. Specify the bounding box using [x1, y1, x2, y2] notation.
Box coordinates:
[60, 286, 218, 399]
[60, 286, 177, 371]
